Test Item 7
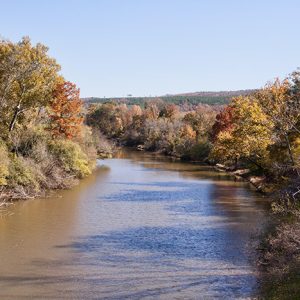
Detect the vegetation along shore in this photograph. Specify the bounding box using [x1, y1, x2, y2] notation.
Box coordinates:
[1, 36, 300, 297]
[0, 37, 113, 204]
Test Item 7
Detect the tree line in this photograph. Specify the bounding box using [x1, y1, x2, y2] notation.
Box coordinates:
[84, 90, 254, 107]
[87, 73, 300, 194]
[0, 37, 111, 201]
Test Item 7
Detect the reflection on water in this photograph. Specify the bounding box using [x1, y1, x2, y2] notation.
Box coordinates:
[0, 151, 269, 299]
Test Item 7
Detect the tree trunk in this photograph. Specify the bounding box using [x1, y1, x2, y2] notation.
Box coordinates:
[234, 157, 238, 169]
[247, 157, 264, 171]
[9, 102, 21, 132]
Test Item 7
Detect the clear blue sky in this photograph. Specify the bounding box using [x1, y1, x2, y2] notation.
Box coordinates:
[1, 0, 299, 97]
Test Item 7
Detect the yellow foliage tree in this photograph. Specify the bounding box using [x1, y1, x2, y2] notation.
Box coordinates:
[255, 79, 300, 173]
[0, 37, 60, 135]
[211, 96, 274, 169]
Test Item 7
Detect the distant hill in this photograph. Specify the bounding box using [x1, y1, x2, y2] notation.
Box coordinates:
[173, 90, 255, 97]
[83, 89, 256, 106]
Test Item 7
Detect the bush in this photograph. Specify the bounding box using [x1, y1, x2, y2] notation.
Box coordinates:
[142, 119, 197, 158]
[8, 156, 40, 191]
[9, 126, 47, 157]
[0, 141, 9, 185]
[2, 127, 98, 196]
[190, 141, 212, 161]
[93, 132, 114, 158]
[77, 126, 113, 160]
[48, 139, 92, 178]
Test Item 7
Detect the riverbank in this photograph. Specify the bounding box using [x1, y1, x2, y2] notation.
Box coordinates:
[128, 143, 267, 193]
[213, 163, 266, 192]
[257, 213, 300, 299]
[0, 128, 115, 205]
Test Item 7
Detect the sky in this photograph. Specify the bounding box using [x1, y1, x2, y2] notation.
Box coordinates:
[1, 0, 300, 98]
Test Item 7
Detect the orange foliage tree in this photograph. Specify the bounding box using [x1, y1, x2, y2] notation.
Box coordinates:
[210, 106, 234, 142]
[48, 81, 83, 139]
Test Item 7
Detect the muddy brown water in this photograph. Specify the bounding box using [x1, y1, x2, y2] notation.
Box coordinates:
[0, 151, 269, 299]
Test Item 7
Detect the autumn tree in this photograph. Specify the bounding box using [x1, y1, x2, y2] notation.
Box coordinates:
[159, 104, 179, 120]
[0, 37, 60, 135]
[48, 81, 83, 139]
[143, 118, 196, 156]
[183, 105, 216, 141]
[211, 96, 274, 169]
[143, 102, 159, 120]
[120, 105, 144, 146]
[86, 103, 123, 137]
[130, 104, 143, 117]
[210, 106, 234, 142]
[255, 78, 300, 175]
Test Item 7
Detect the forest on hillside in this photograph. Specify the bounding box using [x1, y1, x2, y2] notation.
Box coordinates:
[83, 90, 255, 107]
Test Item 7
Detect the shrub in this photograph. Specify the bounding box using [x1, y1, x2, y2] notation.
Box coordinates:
[75, 126, 100, 162]
[92, 131, 114, 158]
[8, 156, 40, 191]
[190, 141, 212, 161]
[9, 126, 47, 157]
[0, 141, 9, 185]
[48, 139, 92, 178]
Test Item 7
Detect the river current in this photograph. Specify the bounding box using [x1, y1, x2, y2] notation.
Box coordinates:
[0, 151, 269, 299]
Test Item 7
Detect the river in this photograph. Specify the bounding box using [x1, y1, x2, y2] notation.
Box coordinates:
[0, 151, 269, 299]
